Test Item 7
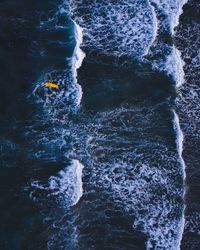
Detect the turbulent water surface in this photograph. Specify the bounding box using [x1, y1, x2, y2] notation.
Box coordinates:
[0, 0, 199, 249]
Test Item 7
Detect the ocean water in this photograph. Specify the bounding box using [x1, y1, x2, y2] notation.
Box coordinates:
[0, 0, 199, 249]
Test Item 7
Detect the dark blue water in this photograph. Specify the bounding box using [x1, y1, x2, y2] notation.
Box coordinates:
[175, 1, 200, 249]
[0, 0, 199, 249]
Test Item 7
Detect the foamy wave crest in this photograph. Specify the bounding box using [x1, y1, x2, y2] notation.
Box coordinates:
[30, 160, 84, 207]
[173, 110, 186, 249]
[173, 110, 186, 177]
[69, 0, 188, 88]
[81, 104, 184, 249]
[145, 0, 187, 87]
[32, 4, 85, 116]
[150, 0, 188, 34]
[174, 4, 200, 245]
[49, 159, 84, 206]
[72, 21, 86, 106]
[151, 46, 185, 87]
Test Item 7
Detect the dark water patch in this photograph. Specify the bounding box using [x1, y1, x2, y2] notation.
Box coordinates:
[0, 1, 76, 249]
[79, 61, 176, 112]
[0, 0, 74, 116]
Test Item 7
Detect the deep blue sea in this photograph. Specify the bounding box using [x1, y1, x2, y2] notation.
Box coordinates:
[0, 0, 199, 249]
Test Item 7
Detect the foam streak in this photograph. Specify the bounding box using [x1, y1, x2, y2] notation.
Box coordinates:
[173, 110, 186, 249]
[145, 0, 158, 56]
[71, 20, 86, 106]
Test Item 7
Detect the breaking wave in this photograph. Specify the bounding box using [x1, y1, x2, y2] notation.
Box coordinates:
[81, 104, 185, 249]
[71, 21, 86, 106]
[32, 4, 85, 117]
[28, 0, 191, 249]
[69, 0, 187, 85]
[174, 1, 200, 247]
[30, 159, 84, 207]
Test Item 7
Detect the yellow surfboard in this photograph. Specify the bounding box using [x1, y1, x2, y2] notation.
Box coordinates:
[44, 82, 59, 89]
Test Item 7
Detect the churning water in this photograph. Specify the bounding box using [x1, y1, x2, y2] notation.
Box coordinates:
[0, 0, 199, 249]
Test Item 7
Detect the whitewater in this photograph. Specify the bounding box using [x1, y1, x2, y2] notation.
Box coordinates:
[69, 0, 188, 249]
[2, 0, 200, 249]
[29, 0, 191, 249]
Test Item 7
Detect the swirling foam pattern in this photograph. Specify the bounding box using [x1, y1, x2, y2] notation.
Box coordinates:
[175, 0, 200, 248]
[80, 105, 184, 249]
[28, 0, 191, 249]
[30, 102, 185, 249]
[70, 0, 155, 59]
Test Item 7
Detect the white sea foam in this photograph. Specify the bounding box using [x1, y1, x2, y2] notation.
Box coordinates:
[70, 0, 156, 59]
[170, 0, 188, 34]
[49, 159, 84, 206]
[173, 111, 185, 173]
[152, 46, 185, 87]
[69, 0, 188, 89]
[83, 105, 185, 249]
[173, 110, 186, 249]
[71, 21, 86, 106]
[169, 47, 185, 88]
[145, 0, 158, 56]
[175, 20, 200, 134]
[31, 160, 84, 206]
[174, 3, 200, 243]
[147, 0, 187, 87]
[29, 0, 191, 247]
[32, 10, 85, 113]
[150, 0, 188, 34]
